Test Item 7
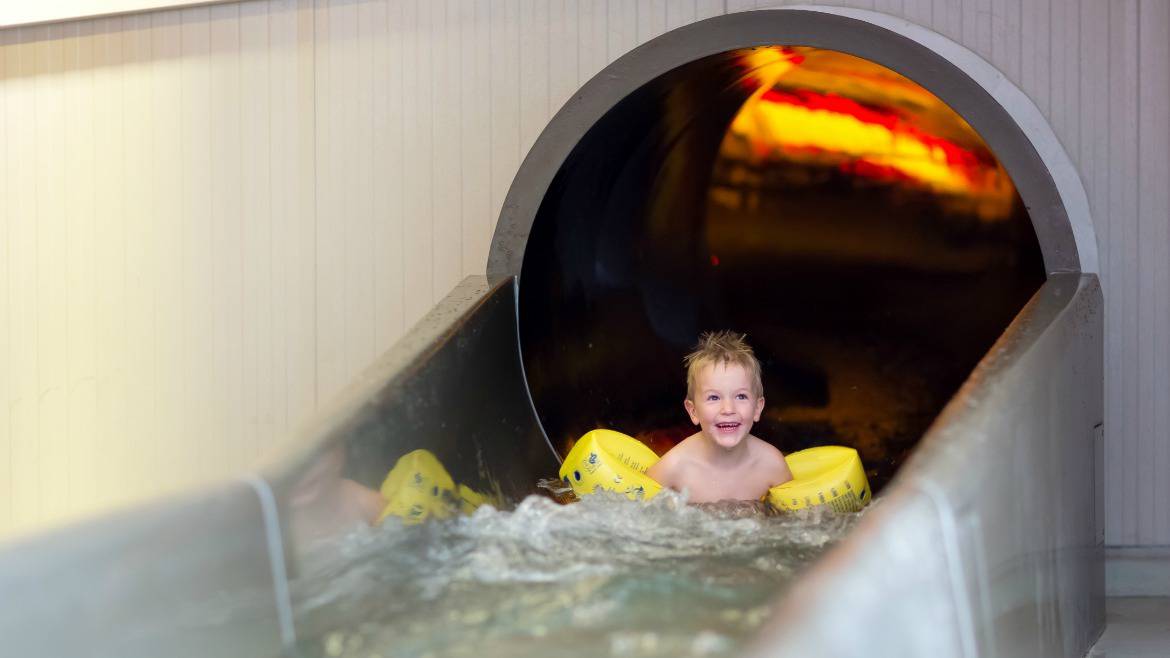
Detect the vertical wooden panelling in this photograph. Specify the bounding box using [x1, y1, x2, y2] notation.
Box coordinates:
[1047, 0, 1069, 157]
[488, 0, 519, 239]
[1062, 0, 1080, 161]
[931, 0, 962, 43]
[7, 27, 37, 529]
[374, 0, 404, 352]
[577, 0, 607, 84]
[518, 0, 549, 158]
[459, 0, 492, 279]
[549, 0, 578, 117]
[401, 0, 433, 330]
[433, 1, 463, 298]
[314, 0, 344, 399]
[695, 0, 723, 21]
[607, 0, 636, 62]
[149, 10, 181, 500]
[990, 0, 1020, 90]
[0, 26, 9, 534]
[291, 0, 318, 426]
[903, 0, 933, 28]
[0, 25, 10, 533]
[1019, 0, 1050, 118]
[665, 0, 696, 31]
[181, 8, 215, 485]
[210, 4, 243, 487]
[961, 0, 990, 61]
[266, 0, 292, 439]
[239, 0, 271, 457]
[94, 17, 130, 504]
[1136, 0, 1170, 544]
[1078, 0, 1106, 271]
[348, 0, 376, 379]
[347, 0, 376, 381]
[35, 25, 68, 521]
[121, 14, 154, 498]
[1106, 0, 1140, 544]
[637, 0, 667, 44]
[872, 0, 903, 20]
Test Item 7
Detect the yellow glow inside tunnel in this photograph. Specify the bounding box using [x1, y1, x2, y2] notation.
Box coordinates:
[721, 47, 1018, 221]
[731, 98, 973, 194]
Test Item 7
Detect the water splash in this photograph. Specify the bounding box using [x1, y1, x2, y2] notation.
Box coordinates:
[292, 491, 862, 658]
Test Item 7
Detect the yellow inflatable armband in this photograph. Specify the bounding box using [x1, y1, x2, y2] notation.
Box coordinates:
[458, 483, 489, 515]
[767, 446, 870, 512]
[559, 429, 663, 500]
[377, 449, 458, 524]
[562, 429, 870, 512]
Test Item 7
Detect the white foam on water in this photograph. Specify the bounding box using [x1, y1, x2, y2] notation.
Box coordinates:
[292, 491, 862, 658]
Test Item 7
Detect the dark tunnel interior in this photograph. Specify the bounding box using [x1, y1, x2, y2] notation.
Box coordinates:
[518, 47, 1046, 492]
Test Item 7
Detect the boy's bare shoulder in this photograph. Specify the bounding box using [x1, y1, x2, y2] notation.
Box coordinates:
[748, 436, 793, 485]
[747, 435, 785, 460]
[647, 434, 701, 485]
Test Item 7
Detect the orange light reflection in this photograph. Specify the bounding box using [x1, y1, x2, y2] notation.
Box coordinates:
[725, 48, 1016, 222]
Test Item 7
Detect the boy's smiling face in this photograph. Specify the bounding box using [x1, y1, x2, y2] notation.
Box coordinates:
[684, 362, 765, 451]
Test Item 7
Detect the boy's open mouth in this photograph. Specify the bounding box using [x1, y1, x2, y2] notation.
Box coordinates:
[715, 422, 741, 431]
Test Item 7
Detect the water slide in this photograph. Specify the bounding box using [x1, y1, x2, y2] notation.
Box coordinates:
[0, 8, 1103, 658]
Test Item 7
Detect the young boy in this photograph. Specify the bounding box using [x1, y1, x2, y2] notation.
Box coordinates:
[647, 331, 793, 503]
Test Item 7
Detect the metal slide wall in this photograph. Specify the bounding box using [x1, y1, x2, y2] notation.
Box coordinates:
[0, 9, 1103, 658]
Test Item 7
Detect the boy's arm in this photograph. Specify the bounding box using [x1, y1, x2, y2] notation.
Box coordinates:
[646, 451, 679, 489]
[756, 438, 794, 487]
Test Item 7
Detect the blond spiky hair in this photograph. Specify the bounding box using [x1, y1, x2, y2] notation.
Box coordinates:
[684, 330, 764, 400]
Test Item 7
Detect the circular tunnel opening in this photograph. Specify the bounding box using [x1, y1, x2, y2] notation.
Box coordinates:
[516, 44, 1046, 494]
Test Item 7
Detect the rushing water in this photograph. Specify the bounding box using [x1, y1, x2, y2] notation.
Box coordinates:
[290, 490, 862, 658]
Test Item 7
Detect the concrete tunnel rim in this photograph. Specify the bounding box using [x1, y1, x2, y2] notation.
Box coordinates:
[486, 6, 1098, 282]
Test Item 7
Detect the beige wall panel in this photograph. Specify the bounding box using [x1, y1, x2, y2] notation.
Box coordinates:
[548, 0, 578, 121]
[400, 0, 432, 334]
[374, 0, 404, 352]
[576, 0, 607, 82]
[35, 26, 70, 523]
[289, 0, 319, 431]
[1136, 0, 1170, 544]
[665, 0, 696, 32]
[990, 0, 1020, 82]
[1106, 0, 1141, 544]
[1019, 0, 1050, 117]
[149, 10, 185, 498]
[210, 3, 244, 488]
[0, 0, 1168, 547]
[0, 27, 8, 534]
[433, 1, 463, 306]
[313, 0, 345, 402]
[607, 0, 636, 63]
[489, 0, 520, 275]
[902, 0, 933, 30]
[458, 0, 492, 280]
[518, 0, 549, 160]
[239, 0, 272, 459]
[7, 29, 38, 532]
[122, 14, 153, 508]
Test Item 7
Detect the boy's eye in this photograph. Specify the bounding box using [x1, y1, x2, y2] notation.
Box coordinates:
[707, 395, 719, 401]
[736, 394, 749, 400]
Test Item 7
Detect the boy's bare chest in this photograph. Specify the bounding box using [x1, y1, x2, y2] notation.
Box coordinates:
[686, 460, 772, 502]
